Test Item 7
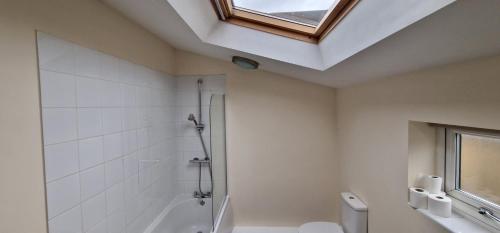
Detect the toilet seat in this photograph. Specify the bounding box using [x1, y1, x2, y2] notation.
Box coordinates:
[298, 222, 344, 233]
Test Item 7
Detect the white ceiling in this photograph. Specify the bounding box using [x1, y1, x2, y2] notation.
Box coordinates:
[103, 0, 500, 87]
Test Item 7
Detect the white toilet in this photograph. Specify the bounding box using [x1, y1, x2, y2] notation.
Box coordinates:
[299, 192, 368, 233]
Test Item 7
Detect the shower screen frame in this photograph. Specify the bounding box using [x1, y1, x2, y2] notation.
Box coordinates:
[209, 93, 228, 230]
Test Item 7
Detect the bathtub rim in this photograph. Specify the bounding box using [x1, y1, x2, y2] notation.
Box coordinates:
[142, 194, 230, 233]
[143, 194, 203, 233]
[212, 195, 230, 233]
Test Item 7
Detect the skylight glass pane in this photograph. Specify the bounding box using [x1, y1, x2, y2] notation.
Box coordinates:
[232, 0, 339, 26]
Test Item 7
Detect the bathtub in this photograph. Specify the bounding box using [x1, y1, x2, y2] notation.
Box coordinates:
[145, 194, 212, 233]
[143, 194, 233, 233]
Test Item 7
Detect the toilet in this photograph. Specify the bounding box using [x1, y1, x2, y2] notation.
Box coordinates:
[299, 192, 368, 233]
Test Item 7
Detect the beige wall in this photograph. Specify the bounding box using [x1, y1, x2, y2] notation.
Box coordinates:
[3, 0, 499, 232]
[0, 0, 339, 229]
[407, 122, 438, 188]
[0, 0, 174, 232]
[174, 50, 340, 226]
[337, 55, 500, 233]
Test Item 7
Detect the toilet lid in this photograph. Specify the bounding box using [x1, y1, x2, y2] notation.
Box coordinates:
[299, 222, 343, 233]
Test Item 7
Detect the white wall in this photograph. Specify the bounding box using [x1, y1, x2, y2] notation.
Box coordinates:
[38, 33, 178, 233]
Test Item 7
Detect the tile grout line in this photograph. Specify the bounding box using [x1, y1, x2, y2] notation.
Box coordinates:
[43, 125, 162, 147]
[74, 54, 85, 233]
[40, 67, 171, 90]
[45, 140, 132, 184]
[101, 108, 110, 233]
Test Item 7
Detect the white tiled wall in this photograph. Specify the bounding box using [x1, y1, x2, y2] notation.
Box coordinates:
[38, 32, 178, 233]
[175, 76, 226, 194]
[38, 32, 226, 233]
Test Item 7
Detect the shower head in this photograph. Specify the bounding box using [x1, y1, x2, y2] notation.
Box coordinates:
[188, 113, 198, 125]
[188, 113, 205, 131]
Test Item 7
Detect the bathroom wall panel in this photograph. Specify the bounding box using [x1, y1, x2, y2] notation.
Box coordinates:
[38, 32, 178, 233]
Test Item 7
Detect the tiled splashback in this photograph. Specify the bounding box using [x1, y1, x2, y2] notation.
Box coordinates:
[38, 32, 178, 233]
[38, 32, 225, 233]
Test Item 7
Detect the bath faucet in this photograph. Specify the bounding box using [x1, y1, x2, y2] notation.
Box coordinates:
[194, 191, 210, 206]
[193, 191, 211, 199]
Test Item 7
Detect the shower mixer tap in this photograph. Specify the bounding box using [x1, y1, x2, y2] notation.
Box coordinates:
[189, 157, 210, 164]
[194, 191, 211, 199]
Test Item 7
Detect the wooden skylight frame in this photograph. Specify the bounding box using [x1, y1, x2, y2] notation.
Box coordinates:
[210, 0, 359, 43]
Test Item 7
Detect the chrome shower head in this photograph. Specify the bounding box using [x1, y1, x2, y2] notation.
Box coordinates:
[188, 113, 199, 126]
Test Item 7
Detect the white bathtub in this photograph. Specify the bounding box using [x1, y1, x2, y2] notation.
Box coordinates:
[146, 195, 212, 233]
[144, 194, 233, 233]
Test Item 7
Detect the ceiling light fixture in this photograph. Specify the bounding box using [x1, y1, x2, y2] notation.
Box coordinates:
[232, 56, 259, 70]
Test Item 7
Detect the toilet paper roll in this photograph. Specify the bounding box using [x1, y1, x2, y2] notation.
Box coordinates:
[428, 194, 452, 218]
[424, 175, 443, 194]
[409, 187, 429, 209]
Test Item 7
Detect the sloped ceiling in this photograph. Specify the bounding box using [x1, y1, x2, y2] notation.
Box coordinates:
[103, 0, 500, 87]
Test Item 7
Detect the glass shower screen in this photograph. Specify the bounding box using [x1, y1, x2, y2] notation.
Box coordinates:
[209, 94, 227, 228]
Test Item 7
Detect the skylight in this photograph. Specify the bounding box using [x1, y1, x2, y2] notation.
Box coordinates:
[232, 0, 339, 26]
[211, 0, 358, 43]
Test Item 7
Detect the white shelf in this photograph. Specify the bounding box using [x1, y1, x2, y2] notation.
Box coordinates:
[415, 208, 493, 233]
